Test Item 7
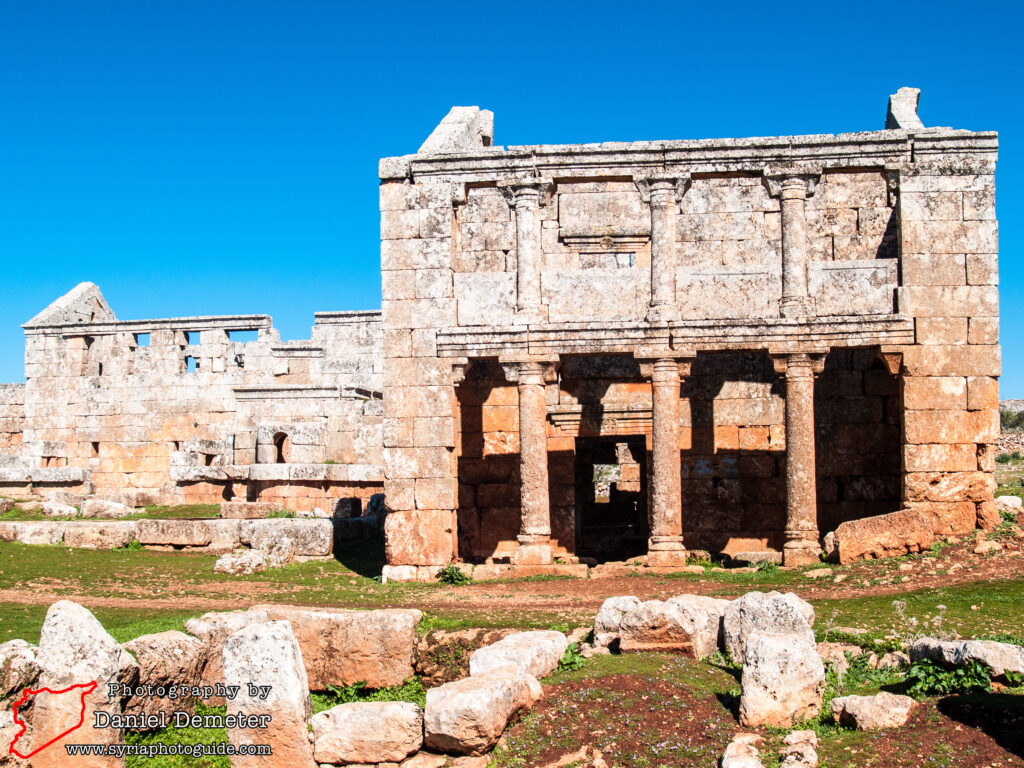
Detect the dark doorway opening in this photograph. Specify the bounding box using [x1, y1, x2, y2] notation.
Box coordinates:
[574, 436, 649, 562]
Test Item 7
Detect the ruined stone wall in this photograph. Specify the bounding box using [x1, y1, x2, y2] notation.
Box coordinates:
[6, 287, 383, 510]
[0, 384, 24, 453]
[897, 154, 1000, 533]
[379, 100, 998, 574]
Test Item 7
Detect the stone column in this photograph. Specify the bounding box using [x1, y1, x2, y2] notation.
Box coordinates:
[772, 352, 826, 565]
[638, 175, 687, 322]
[499, 179, 552, 321]
[766, 172, 819, 318]
[639, 354, 693, 567]
[501, 358, 558, 564]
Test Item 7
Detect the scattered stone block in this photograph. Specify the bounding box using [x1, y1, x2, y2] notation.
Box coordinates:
[830, 692, 917, 729]
[739, 631, 825, 728]
[40, 500, 77, 517]
[0, 639, 39, 699]
[619, 600, 717, 658]
[723, 591, 815, 662]
[310, 701, 422, 764]
[220, 501, 283, 519]
[721, 733, 764, 768]
[214, 550, 268, 575]
[831, 508, 935, 564]
[592, 595, 641, 648]
[63, 521, 137, 549]
[223, 620, 316, 768]
[80, 499, 136, 518]
[184, 609, 270, 694]
[469, 630, 568, 678]
[424, 667, 540, 755]
[122, 631, 205, 719]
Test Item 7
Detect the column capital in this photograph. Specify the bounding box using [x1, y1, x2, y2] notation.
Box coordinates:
[635, 350, 696, 380]
[877, 346, 904, 375]
[636, 173, 690, 204]
[762, 167, 822, 198]
[497, 177, 553, 208]
[770, 351, 827, 377]
[499, 357, 559, 384]
[450, 357, 471, 385]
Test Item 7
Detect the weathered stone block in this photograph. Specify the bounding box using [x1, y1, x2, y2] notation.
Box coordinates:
[902, 345, 1000, 377]
[903, 377, 966, 410]
[384, 509, 454, 566]
[900, 253, 965, 286]
[905, 471, 996, 503]
[898, 285, 999, 318]
[903, 409, 999, 444]
[967, 376, 999, 411]
[903, 443, 979, 473]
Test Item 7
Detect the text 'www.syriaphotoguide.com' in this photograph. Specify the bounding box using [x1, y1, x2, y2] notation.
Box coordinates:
[65, 743, 271, 758]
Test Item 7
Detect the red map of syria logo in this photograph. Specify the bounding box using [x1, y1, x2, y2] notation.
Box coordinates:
[7, 681, 97, 759]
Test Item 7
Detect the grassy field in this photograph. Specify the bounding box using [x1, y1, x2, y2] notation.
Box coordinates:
[0, 502, 222, 522]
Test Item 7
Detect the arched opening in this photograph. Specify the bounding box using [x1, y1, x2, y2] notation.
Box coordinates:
[273, 432, 290, 464]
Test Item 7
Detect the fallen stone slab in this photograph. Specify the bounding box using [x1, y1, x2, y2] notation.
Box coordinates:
[469, 630, 568, 678]
[223, 620, 316, 768]
[667, 594, 730, 655]
[184, 609, 270, 695]
[592, 595, 641, 648]
[910, 637, 1024, 680]
[122, 631, 205, 719]
[0, 521, 67, 545]
[721, 733, 764, 768]
[830, 692, 917, 730]
[731, 551, 782, 566]
[80, 499, 137, 518]
[213, 549, 268, 575]
[619, 599, 718, 658]
[723, 591, 815, 662]
[832, 508, 935, 564]
[240, 519, 333, 564]
[780, 729, 818, 768]
[31, 601, 126, 767]
[996, 495, 1022, 513]
[310, 701, 423, 764]
[64, 521, 137, 549]
[0, 639, 39, 699]
[739, 631, 825, 728]
[424, 667, 541, 755]
[256, 605, 421, 690]
[220, 501, 284, 519]
[41, 500, 77, 517]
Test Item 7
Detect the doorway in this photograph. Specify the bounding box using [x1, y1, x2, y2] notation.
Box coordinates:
[574, 436, 649, 562]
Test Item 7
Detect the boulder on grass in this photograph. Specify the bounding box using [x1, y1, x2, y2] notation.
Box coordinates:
[31, 601, 125, 768]
[830, 692, 916, 730]
[721, 733, 764, 768]
[310, 701, 422, 764]
[424, 667, 540, 755]
[723, 591, 815, 662]
[667, 594, 730, 654]
[0, 639, 39, 699]
[122, 631, 205, 719]
[184, 609, 270, 696]
[619, 600, 719, 658]
[739, 631, 825, 728]
[213, 549, 268, 575]
[832, 508, 935, 564]
[222, 620, 315, 768]
[910, 637, 1024, 681]
[593, 596, 641, 649]
[469, 631, 568, 678]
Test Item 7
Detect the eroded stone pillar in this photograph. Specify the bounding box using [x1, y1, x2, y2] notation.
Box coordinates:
[638, 175, 687, 322]
[501, 358, 558, 564]
[499, 179, 552, 321]
[766, 172, 819, 318]
[639, 355, 693, 566]
[773, 352, 826, 565]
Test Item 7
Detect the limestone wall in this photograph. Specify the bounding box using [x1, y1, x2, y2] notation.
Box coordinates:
[378, 98, 999, 570]
[0, 384, 24, 453]
[4, 286, 383, 509]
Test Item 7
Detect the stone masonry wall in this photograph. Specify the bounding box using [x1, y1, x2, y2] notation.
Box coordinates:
[0, 384, 24, 453]
[4, 286, 384, 509]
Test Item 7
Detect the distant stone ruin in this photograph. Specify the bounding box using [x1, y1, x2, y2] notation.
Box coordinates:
[0, 88, 1001, 580]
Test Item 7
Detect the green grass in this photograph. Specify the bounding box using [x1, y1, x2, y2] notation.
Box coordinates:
[125, 703, 229, 768]
[0, 603, 200, 644]
[0, 503, 220, 522]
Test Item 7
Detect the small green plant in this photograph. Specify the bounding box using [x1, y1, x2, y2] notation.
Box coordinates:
[997, 453, 1014, 464]
[325, 680, 367, 704]
[265, 508, 296, 519]
[557, 642, 586, 672]
[121, 539, 144, 551]
[756, 559, 780, 574]
[1004, 670, 1024, 687]
[323, 459, 338, 465]
[904, 659, 991, 698]
[437, 564, 472, 585]
[1000, 409, 1024, 432]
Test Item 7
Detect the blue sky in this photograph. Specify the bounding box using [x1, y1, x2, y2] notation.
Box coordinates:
[1, 1, 1019, 392]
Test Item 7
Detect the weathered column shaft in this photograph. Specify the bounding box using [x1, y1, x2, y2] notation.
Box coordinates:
[513, 189, 542, 311]
[517, 361, 551, 541]
[648, 181, 678, 314]
[649, 358, 683, 550]
[782, 354, 821, 565]
[780, 179, 810, 314]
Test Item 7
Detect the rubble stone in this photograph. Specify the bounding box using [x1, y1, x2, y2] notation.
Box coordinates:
[469, 630, 568, 678]
[830, 692, 917, 730]
[310, 701, 422, 764]
[739, 632, 825, 727]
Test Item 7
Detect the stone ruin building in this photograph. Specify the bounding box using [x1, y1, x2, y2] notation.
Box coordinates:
[0, 88, 1000, 580]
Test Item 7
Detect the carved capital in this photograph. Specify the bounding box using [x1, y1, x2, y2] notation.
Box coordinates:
[497, 177, 553, 208]
[450, 357, 471, 385]
[636, 173, 690, 204]
[636, 350, 696, 380]
[499, 357, 559, 385]
[762, 167, 822, 198]
[770, 352, 827, 377]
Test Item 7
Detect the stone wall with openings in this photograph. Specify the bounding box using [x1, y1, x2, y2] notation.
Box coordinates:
[0, 384, 24, 453]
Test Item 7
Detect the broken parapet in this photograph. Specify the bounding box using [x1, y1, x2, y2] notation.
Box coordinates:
[418, 106, 494, 154]
[886, 87, 925, 130]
